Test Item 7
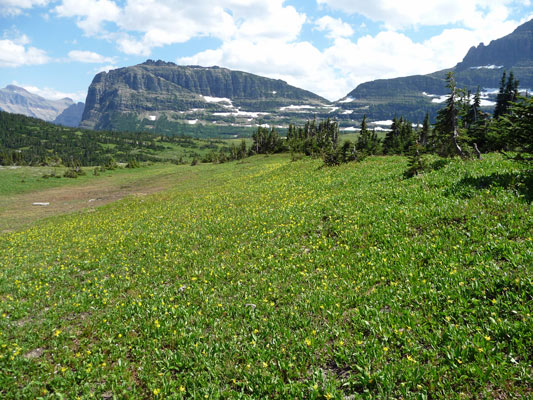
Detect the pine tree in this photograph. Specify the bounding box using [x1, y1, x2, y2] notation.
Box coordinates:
[434, 72, 466, 158]
[494, 71, 520, 118]
[494, 71, 507, 118]
[499, 96, 533, 156]
[419, 113, 431, 147]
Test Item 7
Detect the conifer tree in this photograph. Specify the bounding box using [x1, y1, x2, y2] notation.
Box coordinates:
[434, 72, 466, 158]
[419, 113, 431, 147]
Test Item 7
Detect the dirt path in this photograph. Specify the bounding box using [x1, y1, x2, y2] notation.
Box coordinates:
[0, 170, 180, 233]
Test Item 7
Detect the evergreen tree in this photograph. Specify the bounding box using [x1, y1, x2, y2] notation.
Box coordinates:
[383, 117, 401, 155]
[498, 96, 533, 156]
[434, 72, 466, 158]
[419, 113, 431, 147]
[494, 71, 520, 118]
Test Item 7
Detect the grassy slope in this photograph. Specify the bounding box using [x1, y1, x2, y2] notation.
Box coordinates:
[0, 154, 531, 399]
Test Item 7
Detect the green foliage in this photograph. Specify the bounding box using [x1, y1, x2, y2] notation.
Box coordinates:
[251, 126, 284, 154]
[498, 96, 533, 156]
[63, 168, 85, 178]
[287, 118, 339, 158]
[0, 111, 245, 167]
[383, 117, 416, 155]
[494, 71, 520, 119]
[404, 144, 429, 178]
[355, 115, 381, 155]
[0, 154, 531, 398]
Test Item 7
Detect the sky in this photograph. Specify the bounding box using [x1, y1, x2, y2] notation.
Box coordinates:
[1, 0, 532, 103]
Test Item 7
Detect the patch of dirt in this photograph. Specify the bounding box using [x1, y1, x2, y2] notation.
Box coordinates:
[24, 347, 44, 360]
[0, 174, 175, 232]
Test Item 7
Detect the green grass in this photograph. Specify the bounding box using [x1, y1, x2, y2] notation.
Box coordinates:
[0, 154, 531, 399]
[0, 164, 178, 197]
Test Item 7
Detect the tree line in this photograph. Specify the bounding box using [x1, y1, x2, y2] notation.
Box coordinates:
[243, 69, 531, 168]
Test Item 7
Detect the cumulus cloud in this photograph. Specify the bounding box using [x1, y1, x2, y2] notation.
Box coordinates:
[48, 0, 532, 101]
[316, 0, 525, 30]
[54, 0, 306, 55]
[0, 38, 50, 67]
[0, 0, 49, 16]
[54, 0, 121, 35]
[67, 50, 115, 63]
[315, 16, 354, 39]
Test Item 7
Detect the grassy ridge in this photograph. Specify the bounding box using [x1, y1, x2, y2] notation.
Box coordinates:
[0, 154, 531, 399]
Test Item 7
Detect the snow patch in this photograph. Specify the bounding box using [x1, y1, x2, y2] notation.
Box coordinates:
[470, 65, 503, 70]
[479, 100, 496, 107]
[187, 119, 198, 125]
[342, 110, 353, 115]
[371, 120, 394, 127]
[148, 115, 157, 121]
[341, 127, 358, 132]
[431, 95, 449, 104]
[338, 97, 354, 103]
[279, 105, 316, 111]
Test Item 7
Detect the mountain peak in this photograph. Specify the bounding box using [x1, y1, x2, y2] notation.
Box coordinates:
[513, 18, 533, 33]
[456, 18, 533, 70]
[4, 85, 30, 94]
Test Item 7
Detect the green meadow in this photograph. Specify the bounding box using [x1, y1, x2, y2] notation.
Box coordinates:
[0, 154, 531, 399]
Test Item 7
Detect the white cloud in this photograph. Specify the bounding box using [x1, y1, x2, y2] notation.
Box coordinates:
[0, 0, 49, 16]
[48, 0, 532, 102]
[54, 0, 121, 35]
[54, 0, 306, 55]
[316, 0, 528, 30]
[315, 16, 354, 39]
[0, 38, 49, 67]
[68, 50, 115, 63]
[12, 82, 86, 102]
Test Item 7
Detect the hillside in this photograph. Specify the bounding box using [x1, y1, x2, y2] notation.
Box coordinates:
[0, 154, 531, 398]
[338, 18, 533, 122]
[0, 85, 83, 126]
[0, 111, 239, 166]
[80, 60, 332, 132]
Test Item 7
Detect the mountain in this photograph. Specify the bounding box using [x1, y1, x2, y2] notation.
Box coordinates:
[54, 102, 85, 127]
[0, 85, 80, 123]
[80, 60, 332, 133]
[337, 18, 533, 122]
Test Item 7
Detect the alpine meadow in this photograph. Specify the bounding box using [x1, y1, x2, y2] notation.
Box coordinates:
[1, 2, 532, 399]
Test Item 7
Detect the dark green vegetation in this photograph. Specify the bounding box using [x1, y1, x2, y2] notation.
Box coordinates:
[0, 153, 531, 399]
[0, 111, 246, 167]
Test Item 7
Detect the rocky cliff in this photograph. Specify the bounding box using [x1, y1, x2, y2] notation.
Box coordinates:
[80, 60, 328, 131]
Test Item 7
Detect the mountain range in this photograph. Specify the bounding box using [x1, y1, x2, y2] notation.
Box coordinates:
[0, 85, 84, 127]
[3, 18, 533, 134]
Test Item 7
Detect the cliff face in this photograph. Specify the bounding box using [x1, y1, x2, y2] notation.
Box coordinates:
[337, 18, 533, 122]
[456, 20, 533, 70]
[0, 85, 74, 122]
[80, 61, 327, 130]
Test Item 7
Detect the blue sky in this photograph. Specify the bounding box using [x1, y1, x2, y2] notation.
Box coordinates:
[1, 0, 532, 102]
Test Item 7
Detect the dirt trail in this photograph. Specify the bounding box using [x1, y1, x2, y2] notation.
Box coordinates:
[0, 172, 178, 233]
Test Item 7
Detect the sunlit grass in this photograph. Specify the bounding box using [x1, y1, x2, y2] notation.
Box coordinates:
[0, 154, 531, 399]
